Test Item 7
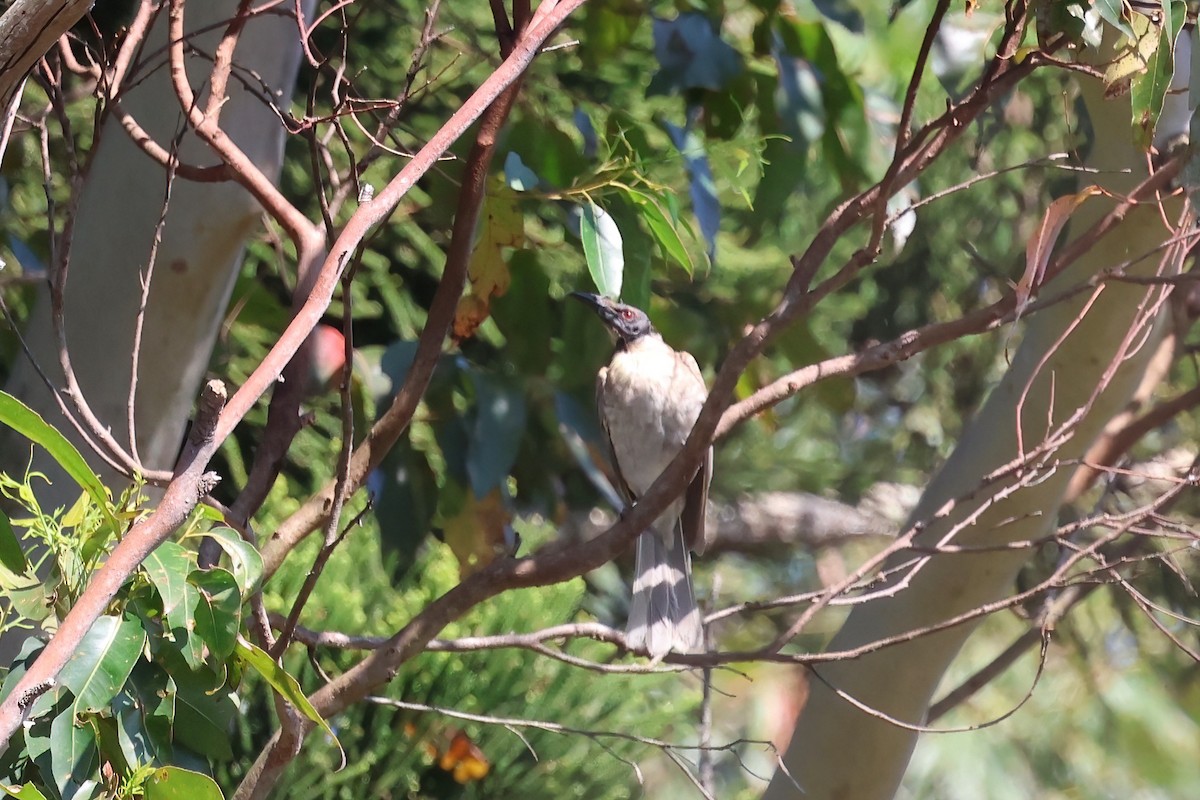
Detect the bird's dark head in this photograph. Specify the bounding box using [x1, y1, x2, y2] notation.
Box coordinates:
[570, 292, 655, 343]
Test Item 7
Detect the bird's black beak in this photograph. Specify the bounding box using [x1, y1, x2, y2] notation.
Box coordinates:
[570, 291, 614, 324]
[569, 291, 606, 311]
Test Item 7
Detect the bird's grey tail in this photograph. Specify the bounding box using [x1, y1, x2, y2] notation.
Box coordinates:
[627, 527, 702, 656]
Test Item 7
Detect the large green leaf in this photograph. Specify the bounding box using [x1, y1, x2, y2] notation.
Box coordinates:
[122, 663, 175, 763]
[144, 767, 224, 800]
[142, 541, 193, 617]
[1130, 0, 1186, 150]
[0, 392, 116, 530]
[0, 508, 27, 574]
[172, 674, 236, 760]
[235, 638, 341, 758]
[2, 784, 49, 800]
[199, 528, 263, 596]
[58, 615, 145, 714]
[580, 201, 624, 299]
[188, 568, 240, 661]
[48, 710, 97, 799]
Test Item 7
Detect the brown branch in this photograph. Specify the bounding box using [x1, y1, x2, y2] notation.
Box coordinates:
[167, 0, 323, 253]
[716, 157, 1185, 438]
[1069, 384, 1200, 497]
[204, 0, 254, 121]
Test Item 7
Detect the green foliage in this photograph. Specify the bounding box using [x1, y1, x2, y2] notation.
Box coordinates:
[0, 465, 283, 800]
[216, 527, 694, 799]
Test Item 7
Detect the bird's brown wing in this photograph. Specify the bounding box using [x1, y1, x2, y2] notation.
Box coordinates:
[596, 364, 636, 505]
[675, 351, 712, 555]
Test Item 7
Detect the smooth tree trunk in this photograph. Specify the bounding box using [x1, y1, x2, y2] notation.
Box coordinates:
[766, 43, 1192, 800]
[6, 0, 312, 491]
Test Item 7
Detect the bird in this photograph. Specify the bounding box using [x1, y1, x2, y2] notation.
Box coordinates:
[571, 292, 712, 656]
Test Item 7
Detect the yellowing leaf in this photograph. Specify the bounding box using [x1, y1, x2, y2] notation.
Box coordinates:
[1102, 12, 1159, 97]
[441, 488, 510, 577]
[1016, 186, 1101, 314]
[453, 187, 524, 340]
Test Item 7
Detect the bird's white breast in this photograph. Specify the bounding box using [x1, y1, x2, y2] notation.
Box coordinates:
[601, 336, 704, 497]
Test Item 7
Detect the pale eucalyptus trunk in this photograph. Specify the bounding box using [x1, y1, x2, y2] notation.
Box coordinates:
[767, 42, 1192, 800]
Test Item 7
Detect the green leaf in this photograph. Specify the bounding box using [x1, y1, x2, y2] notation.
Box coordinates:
[1130, 1, 1186, 150]
[58, 616, 146, 714]
[620, 187, 695, 276]
[235, 638, 342, 759]
[188, 569, 240, 661]
[606, 196, 652, 310]
[172, 674, 235, 760]
[48, 710, 97, 798]
[122, 663, 175, 762]
[143, 767, 224, 800]
[2, 784, 49, 800]
[580, 201, 624, 299]
[1094, 0, 1134, 39]
[142, 542, 193, 617]
[0, 508, 27, 574]
[198, 528, 262, 596]
[0, 391, 116, 531]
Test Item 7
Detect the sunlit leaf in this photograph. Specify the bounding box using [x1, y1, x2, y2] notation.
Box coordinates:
[199, 527, 263, 596]
[606, 196, 652, 310]
[142, 541, 193, 617]
[1103, 12, 1159, 95]
[619, 187, 695, 275]
[580, 201, 624, 299]
[234, 638, 343, 765]
[2, 784, 49, 800]
[0, 391, 116, 530]
[58, 615, 146, 713]
[453, 187, 523, 340]
[1130, 0, 1185, 150]
[144, 767, 224, 800]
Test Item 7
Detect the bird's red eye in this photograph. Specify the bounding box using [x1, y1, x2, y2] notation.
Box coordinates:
[621, 309, 634, 320]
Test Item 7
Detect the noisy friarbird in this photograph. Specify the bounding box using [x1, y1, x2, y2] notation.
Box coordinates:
[572, 292, 712, 656]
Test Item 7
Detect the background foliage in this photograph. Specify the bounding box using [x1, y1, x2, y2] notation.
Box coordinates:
[1, 0, 1198, 798]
